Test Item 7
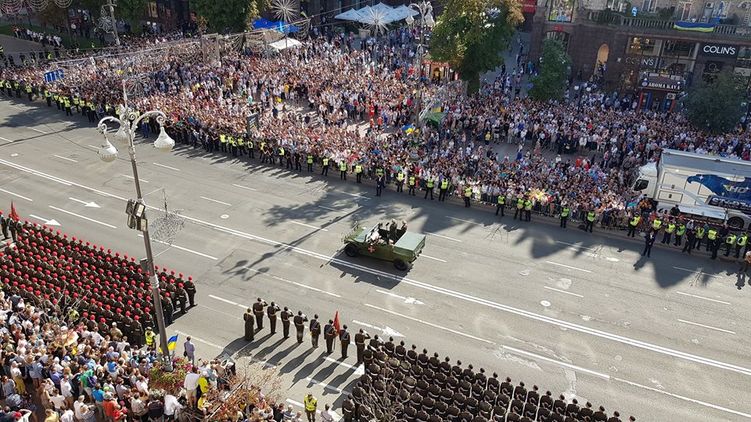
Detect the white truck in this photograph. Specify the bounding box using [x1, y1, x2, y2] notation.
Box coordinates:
[632, 149, 751, 229]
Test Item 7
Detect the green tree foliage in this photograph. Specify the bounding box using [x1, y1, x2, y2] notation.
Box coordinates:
[684, 70, 746, 134]
[430, 0, 523, 94]
[192, 0, 264, 33]
[529, 39, 570, 102]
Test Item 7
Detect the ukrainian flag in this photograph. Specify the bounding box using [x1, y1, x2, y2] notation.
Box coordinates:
[673, 21, 715, 32]
[167, 335, 178, 352]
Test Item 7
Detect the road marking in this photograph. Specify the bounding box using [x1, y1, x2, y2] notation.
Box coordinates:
[0, 136, 14, 142]
[0, 188, 32, 201]
[29, 214, 60, 226]
[53, 154, 78, 163]
[672, 266, 720, 278]
[208, 294, 240, 306]
[543, 286, 584, 298]
[556, 241, 598, 251]
[375, 289, 424, 305]
[305, 377, 350, 394]
[502, 345, 610, 379]
[87, 145, 100, 150]
[544, 260, 592, 273]
[352, 319, 405, 337]
[425, 232, 462, 242]
[138, 234, 218, 260]
[48, 206, 116, 229]
[335, 190, 369, 200]
[232, 183, 257, 191]
[121, 174, 149, 183]
[200, 196, 232, 206]
[678, 319, 736, 335]
[446, 216, 484, 226]
[421, 254, 447, 263]
[317, 205, 337, 211]
[173, 330, 223, 349]
[247, 268, 341, 298]
[675, 291, 730, 305]
[291, 221, 329, 231]
[29, 127, 49, 134]
[323, 356, 363, 373]
[197, 304, 241, 320]
[5, 159, 751, 379]
[153, 162, 181, 171]
[68, 197, 100, 208]
[365, 304, 494, 344]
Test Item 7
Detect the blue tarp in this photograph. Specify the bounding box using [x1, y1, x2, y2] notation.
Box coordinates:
[253, 18, 299, 33]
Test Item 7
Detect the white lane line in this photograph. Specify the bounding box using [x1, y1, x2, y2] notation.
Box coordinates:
[675, 291, 731, 305]
[673, 266, 720, 278]
[121, 174, 149, 183]
[425, 232, 462, 242]
[232, 183, 257, 191]
[544, 260, 592, 273]
[421, 254, 447, 263]
[446, 216, 484, 226]
[87, 145, 99, 150]
[556, 241, 598, 251]
[678, 319, 736, 335]
[502, 345, 610, 379]
[543, 286, 584, 298]
[365, 303, 494, 344]
[197, 304, 242, 320]
[247, 268, 341, 298]
[612, 376, 751, 420]
[0, 188, 33, 201]
[208, 294, 239, 306]
[375, 289, 424, 305]
[6, 158, 751, 380]
[291, 220, 329, 232]
[153, 162, 181, 171]
[305, 377, 350, 394]
[138, 234, 218, 260]
[48, 205, 116, 229]
[0, 136, 14, 142]
[323, 356, 360, 371]
[200, 196, 232, 206]
[29, 127, 49, 134]
[335, 190, 369, 200]
[53, 154, 78, 163]
[317, 205, 337, 211]
[173, 330, 223, 349]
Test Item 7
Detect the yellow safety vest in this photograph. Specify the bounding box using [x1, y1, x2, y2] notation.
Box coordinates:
[665, 224, 675, 234]
[339, 162, 347, 171]
[279, 147, 285, 156]
[707, 229, 717, 240]
[652, 219, 662, 230]
[304, 396, 317, 412]
[409, 176, 415, 186]
[517, 198, 524, 209]
[355, 165, 362, 174]
[322, 158, 329, 166]
[396, 172, 404, 181]
[726, 234, 737, 244]
[676, 225, 686, 236]
[441, 180, 449, 190]
[630, 216, 640, 226]
[498, 195, 506, 205]
[738, 234, 748, 246]
[696, 227, 705, 239]
[587, 211, 596, 222]
[524, 200, 532, 211]
[426, 179, 434, 188]
[220, 134, 227, 144]
[561, 207, 569, 217]
[307, 155, 313, 164]
[145, 330, 156, 346]
[464, 187, 472, 198]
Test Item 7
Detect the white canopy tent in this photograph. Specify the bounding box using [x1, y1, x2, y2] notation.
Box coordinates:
[334, 2, 419, 25]
[268, 38, 303, 51]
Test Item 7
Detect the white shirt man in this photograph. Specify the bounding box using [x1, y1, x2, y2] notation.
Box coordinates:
[164, 394, 183, 417]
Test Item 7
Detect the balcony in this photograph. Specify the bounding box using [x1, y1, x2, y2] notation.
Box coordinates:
[584, 9, 751, 39]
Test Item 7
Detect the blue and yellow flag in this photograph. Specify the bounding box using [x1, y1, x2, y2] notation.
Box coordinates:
[167, 334, 178, 352]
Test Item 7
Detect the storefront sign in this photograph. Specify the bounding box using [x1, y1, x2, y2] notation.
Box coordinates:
[624, 56, 662, 68]
[700, 43, 738, 58]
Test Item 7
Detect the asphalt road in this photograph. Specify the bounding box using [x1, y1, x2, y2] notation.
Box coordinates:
[1, 97, 750, 421]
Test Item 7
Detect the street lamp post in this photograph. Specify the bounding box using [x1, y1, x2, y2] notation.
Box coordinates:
[405, 1, 434, 123]
[96, 83, 175, 370]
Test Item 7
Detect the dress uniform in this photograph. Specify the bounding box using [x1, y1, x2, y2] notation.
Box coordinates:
[252, 298, 267, 330]
[627, 214, 640, 237]
[184, 278, 196, 307]
[339, 325, 350, 359]
[281, 307, 292, 338]
[267, 302, 280, 334]
[309, 315, 321, 348]
[324, 320, 336, 353]
[496, 194, 506, 216]
[0, 211, 8, 239]
[294, 311, 308, 343]
[354, 329, 370, 364]
[244, 309, 255, 341]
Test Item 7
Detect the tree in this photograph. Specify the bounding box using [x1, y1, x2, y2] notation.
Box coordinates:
[684, 70, 746, 134]
[117, 0, 148, 31]
[430, 0, 523, 94]
[528, 38, 570, 102]
[191, 0, 264, 33]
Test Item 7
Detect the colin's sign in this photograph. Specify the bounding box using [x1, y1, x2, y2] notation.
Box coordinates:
[700, 43, 738, 58]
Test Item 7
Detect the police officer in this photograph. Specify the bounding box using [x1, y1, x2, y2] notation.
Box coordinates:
[439, 178, 449, 202]
[355, 162, 363, 183]
[145, 326, 156, 350]
[306, 153, 314, 172]
[707, 226, 719, 259]
[661, 219, 675, 244]
[339, 325, 350, 359]
[309, 314, 321, 348]
[252, 298, 267, 330]
[496, 192, 506, 217]
[395, 170, 405, 192]
[424, 177, 435, 200]
[408, 175, 417, 196]
[244, 308, 255, 341]
[724, 231, 737, 257]
[695, 224, 706, 250]
[376, 175, 385, 196]
[267, 302, 280, 334]
[324, 319, 336, 354]
[463, 185, 472, 208]
[354, 329, 370, 364]
[682, 228, 696, 255]
[642, 229, 656, 258]
[321, 156, 329, 176]
[736, 232, 748, 259]
[294, 311, 308, 344]
[585, 208, 596, 233]
[514, 195, 524, 220]
[674, 222, 686, 246]
[281, 307, 292, 339]
[627, 213, 641, 237]
[339, 160, 348, 180]
[523, 197, 533, 222]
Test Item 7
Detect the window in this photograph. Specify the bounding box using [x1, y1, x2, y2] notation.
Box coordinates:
[147, 2, 158, 18]
[663, 40, 694, 57]
[628, 37, 657, 55]
[642, 0, 656, 12]
[679, 1, 692, 19]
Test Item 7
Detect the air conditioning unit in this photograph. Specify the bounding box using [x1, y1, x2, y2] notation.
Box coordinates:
[741, 2, 749, 9]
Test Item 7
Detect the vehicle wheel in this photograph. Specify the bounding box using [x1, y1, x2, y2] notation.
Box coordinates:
[345, 244, 359, 257]
[394, 259, 408, 271]
[728, 217, 745, 230]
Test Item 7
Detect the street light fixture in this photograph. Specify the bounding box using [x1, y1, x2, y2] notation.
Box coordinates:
[97, 85, 175, 371]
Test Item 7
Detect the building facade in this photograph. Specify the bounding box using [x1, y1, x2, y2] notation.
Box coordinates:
[529, 0, 751, 109]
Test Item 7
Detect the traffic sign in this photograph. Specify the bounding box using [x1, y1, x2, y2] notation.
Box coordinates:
[43, 69, 65, 83]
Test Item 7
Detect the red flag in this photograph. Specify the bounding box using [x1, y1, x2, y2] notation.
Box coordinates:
[9, 201, 19, 221]
[333, 311, 341, 335]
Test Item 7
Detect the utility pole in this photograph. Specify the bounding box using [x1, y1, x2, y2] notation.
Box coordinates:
[106, 0, 121, 46]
